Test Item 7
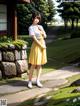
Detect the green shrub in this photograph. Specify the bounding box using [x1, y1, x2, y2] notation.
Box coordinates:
[13, 39, 28, 49]
[0, 36, 12, 43]
[70, 31, 80, 38]
[0, 36, 28, 49]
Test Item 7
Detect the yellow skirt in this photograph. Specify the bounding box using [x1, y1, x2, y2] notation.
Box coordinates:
[29, 37, 47, 65]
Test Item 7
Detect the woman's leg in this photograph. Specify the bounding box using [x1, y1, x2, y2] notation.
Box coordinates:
[36, 65, 43, 87]
[28, 65, 36, 88]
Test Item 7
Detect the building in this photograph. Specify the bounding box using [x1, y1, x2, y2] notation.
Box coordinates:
[0, 0, 31, 40]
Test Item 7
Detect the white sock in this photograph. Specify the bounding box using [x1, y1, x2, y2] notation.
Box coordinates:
[36, 79, 43, 87]
[28, 81, 32, 88]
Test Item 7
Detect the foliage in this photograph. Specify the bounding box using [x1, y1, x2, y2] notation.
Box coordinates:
[47, 0, 56, 22]
[57, 1, 80, 30]
[70, 30, 80, 38]
[0, 36, 12, 43]
[0, 36, 28, 49]
[17, 0, 56, 34]
[32, 0, 49, 23]
[13, 40, 28, 49]
[17, 4, 32, 34]
[47, 87, 80, 106]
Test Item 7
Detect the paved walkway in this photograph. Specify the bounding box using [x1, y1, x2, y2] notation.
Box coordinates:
[0, 65, 80, 106]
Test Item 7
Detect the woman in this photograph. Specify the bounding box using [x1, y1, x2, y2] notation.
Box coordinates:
[28, 12, 47, 88]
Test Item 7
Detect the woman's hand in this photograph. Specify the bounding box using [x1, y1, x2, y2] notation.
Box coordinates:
[38, 26, 47, 38]
[41, 44, 46, 49]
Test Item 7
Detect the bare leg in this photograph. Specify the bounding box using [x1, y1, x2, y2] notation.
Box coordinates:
[29, 65, 35, 81]
[28, 65, 35, 88]
[36, 65, 43, 87]
[36, 65, 42, 80]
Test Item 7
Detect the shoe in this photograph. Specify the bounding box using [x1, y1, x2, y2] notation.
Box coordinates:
[28, 81, 32, 89]
[36, 81, 43, 88]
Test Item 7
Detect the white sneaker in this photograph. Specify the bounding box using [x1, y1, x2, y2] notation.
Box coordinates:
[37, 81, 43, 88]
[28, 81, 32, 89]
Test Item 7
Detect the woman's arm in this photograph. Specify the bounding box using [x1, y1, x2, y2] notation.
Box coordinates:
[38, 25, 47, 38]
[29, 26, 46, 49]
[32, 35, 46, 49]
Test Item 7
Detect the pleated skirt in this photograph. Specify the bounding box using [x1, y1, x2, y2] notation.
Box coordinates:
[29, 37, 47, 65]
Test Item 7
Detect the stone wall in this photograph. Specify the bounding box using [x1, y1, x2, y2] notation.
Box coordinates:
[0, 44, 28, 78]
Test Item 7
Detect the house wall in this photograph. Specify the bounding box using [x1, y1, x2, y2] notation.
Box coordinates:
[0, 4, 7, 35]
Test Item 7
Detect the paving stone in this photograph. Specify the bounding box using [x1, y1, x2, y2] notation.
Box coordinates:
[44, 79, 67, 88]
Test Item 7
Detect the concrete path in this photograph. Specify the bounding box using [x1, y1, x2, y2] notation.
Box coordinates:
[0, 65, 80, 106]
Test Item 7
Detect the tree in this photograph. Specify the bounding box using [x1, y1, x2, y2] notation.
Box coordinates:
[57, 1, 80, 30]
[17, 0, 56, 34]
[47, 0, 56, 22]
[32, 0, 50, 26]
[17, 4, 33, 34]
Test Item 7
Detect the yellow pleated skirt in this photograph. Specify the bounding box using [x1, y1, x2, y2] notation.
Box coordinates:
[29, 36, 47, 65]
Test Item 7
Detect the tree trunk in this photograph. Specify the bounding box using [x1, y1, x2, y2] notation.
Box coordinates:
[71, 19, 75, 30]
[64, 19, 68, 30]
[76, 18, 78, 29]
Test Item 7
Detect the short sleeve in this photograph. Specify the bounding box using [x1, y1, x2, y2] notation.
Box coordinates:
[38, 25, 47, 38]
[28, 26, 35, 37]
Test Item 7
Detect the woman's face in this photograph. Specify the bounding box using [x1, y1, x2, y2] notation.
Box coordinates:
[33, 17, 40, 24]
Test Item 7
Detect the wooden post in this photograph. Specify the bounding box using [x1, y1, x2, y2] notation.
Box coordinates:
[14, 9, 17, 40]
[12, 4, 18, 40]
[7, 2, 18, 40]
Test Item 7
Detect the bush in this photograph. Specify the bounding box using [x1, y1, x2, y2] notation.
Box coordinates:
[0, 36, 28, 49]
[13, 39, 28, 49]
[70, 31, 80, 38]
[0, 36, 12, 43]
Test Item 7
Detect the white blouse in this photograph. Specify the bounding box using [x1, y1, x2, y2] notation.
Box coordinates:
[28, 25, 47, 39]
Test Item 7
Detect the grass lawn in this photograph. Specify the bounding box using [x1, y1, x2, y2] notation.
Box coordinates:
[18, 74, 80, 106]
[47, 87, 80, 106]
[45, 38, 80, 70]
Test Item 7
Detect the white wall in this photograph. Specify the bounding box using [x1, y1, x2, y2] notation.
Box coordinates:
[0, 5, 7, 31]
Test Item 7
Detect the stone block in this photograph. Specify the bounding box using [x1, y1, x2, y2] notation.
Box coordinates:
[8, 44, 15, 50]
[21, 50, 27, 60]
[22, 45, 27, 50]
[0, 62, 16, 77]
[2, 51, 15, 62]
[16, 60, 28, 74]
[15, 50, 21, 60]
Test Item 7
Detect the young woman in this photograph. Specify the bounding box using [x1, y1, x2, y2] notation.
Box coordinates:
[28, 12, 47, 88]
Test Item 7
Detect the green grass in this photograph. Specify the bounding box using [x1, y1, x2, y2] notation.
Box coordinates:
[47, 87, 80, 106]
[46, 38, 80, 70]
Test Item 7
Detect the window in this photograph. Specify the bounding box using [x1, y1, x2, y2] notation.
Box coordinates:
[0, 5, 7, 31]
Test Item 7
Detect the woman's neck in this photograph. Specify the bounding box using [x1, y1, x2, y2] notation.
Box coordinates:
[32, 23, 38, 26]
